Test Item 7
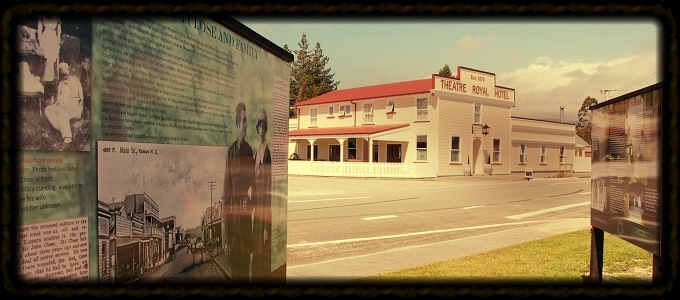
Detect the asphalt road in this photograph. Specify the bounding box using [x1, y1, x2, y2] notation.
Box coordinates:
[285, 173, 593, 284]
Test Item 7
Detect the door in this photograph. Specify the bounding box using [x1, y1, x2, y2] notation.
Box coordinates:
[373, 144, 379, 162]
[386, 144, 401, 162]
[329, 145, 340, 161]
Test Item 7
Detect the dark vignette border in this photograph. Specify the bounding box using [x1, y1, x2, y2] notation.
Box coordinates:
[1, 1, 678, 298]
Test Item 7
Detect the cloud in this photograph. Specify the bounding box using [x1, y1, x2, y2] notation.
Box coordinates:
[452, 34, 496, 56]
[500, 52, 659, 124]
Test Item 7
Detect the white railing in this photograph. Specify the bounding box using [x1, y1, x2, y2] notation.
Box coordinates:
[288, 160, 436, 178]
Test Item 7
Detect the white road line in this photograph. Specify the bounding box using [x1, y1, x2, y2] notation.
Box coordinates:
[290, 196, 370, 203]
[505, 201, 590, 220]
[548, 180, 591, 185]
[287, 218, 589, 270]
[579, 192, 591, 195]
[462, 205, 485, 210]
[288, 219, 554, 248]
[362, 215, 397, 221]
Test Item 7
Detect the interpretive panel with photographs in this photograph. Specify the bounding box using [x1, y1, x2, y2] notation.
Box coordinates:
[590, 83, 662, 255]
[12, 14, 292, 286]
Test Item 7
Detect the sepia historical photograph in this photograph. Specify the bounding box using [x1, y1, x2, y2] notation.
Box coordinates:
[96, 140, 231, 285]
[15, 14, 92, 151]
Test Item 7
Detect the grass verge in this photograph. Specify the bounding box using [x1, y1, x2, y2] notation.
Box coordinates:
[356, 229, 653, 286]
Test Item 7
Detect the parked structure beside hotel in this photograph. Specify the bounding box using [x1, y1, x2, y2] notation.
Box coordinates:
[288, 66, 577, 178]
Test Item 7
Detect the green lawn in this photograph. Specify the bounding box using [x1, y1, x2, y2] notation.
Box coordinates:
[357, 229, 653, 286]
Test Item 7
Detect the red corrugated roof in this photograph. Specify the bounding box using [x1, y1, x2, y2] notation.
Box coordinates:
[289, 124, 410, 137]
[292, 78, 434, 107]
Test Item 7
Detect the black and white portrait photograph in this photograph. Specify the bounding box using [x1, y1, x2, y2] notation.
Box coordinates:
[15, 15, 92, 151]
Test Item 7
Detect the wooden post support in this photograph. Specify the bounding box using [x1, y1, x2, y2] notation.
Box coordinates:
[589, 226, 604, 285]
[652, 254, 664, 284]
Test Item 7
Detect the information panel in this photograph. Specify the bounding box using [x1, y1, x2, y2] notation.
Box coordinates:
[590, 83, 662, 255]
[13, 14, 292, 285]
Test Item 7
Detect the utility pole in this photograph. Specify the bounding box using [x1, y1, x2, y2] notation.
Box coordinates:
[207, 181, 216, 239]
[599, 89, 616, 101]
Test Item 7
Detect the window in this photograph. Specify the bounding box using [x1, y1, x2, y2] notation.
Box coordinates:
[474, 102, 481, 123]
[306, 145, 319, 160]
[540, 145, 547, 164]
[310, 108, 317, 126]
[340, 104, 351, 115]
[363, 103, 374, 123]
[387, 100, 395, 112]
[417, 98, 428, 120]
[559, 146, 566, 164]
[450, 136, 461, 163]
[493, 138, 501, 163]
[348, 138, 357, 159]
[328, 106, 334, 116]
[416, 135, 427, 161]
[519, 144, 527, 164]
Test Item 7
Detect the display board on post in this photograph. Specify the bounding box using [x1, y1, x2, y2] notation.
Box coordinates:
[588, 82, 665, 285]
[11, 13, 292, 286]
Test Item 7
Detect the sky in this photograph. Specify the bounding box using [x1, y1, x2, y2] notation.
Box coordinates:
[233, 16, 661, 124]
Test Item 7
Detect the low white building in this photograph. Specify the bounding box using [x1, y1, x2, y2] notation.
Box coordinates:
[288, 66, 577, 178]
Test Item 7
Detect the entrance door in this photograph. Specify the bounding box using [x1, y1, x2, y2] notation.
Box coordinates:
[386, 144, 401, 162]
[373, 144, 379, 162]
[329, 145, 340, 161]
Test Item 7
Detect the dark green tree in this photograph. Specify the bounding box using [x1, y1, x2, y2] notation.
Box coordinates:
[576, 96, 599, 145]
[284, 33, 340, 117]
[438, 64, 452, 76]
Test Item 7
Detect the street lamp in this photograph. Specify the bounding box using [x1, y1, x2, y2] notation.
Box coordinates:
[472, 124, 490, 135]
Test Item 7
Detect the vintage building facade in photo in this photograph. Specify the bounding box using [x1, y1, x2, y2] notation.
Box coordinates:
[288, 66, 578, 178]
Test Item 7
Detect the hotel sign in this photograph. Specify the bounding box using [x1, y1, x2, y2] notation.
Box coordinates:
[433, 67, 515, 103]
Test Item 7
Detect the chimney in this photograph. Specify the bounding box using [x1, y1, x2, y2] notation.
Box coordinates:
[560, 106, 564, 123]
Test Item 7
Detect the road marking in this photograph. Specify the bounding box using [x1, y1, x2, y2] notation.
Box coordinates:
[462, 205, 485, 210]
[579, 192, 591, 195]
[290, 196, 370, 203]
[287, 218, 589, 270]
[288, 219, 556, 248]
[505, 201, 590, 220]
[362, 215, 397, 221]
[548, 180, 591, 185]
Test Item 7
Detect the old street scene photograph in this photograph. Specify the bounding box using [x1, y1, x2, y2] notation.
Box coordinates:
[233, 16, 664, 285]
[96, 141, 230, 285]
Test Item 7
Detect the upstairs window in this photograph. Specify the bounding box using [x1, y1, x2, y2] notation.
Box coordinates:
[474, 102, 481, 123]
[310, 108, 317, 126]
[387, 100, 395, 112]
[363, 103, 374, 123]
[340, 104, 352, 116]
[328, 106, 334, 116]
[417, 98, 428, 120]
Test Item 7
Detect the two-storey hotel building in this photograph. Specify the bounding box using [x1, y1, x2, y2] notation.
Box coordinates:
[288, 66, 579, 178]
